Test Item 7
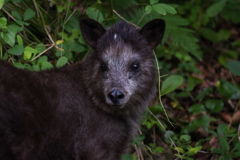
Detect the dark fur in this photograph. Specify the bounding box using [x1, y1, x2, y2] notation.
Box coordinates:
[0, 18, 165, 160]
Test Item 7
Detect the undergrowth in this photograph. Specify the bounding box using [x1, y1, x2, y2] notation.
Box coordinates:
[1, 0, 240, 159]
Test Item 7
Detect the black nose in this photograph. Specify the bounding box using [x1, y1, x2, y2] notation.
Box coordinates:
[107, 89, 125, 105]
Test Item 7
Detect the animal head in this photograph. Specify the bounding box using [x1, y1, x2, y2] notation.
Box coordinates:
[80, 18, 165, 114]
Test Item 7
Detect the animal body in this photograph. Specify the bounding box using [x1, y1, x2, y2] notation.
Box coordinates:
[0, 18, 165, 160]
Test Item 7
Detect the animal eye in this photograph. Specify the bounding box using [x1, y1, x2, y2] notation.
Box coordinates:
[131, 62, 140, 72]
[100, 61, 107, 72]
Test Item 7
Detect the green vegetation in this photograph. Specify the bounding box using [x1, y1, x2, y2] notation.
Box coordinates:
[1, 0, 240, 159]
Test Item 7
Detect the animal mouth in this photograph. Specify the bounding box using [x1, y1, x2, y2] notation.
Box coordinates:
[109, 103, 126, 110]
[107, 99, 126, 108]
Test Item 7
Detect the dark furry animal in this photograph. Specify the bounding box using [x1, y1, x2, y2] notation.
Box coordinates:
[0, 18, 165, 160]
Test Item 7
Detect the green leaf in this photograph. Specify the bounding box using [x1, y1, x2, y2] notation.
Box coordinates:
[195, 87, 213, 101]
[145, 5, 152, 14]
[23, 8, 36, 21]
[133, 135, 145, 147]
[142, 117, 157, 129]
[217, 29, 230, 42]
[192, 50, 203, 62]
[1, 24, 23, 46]
[161, 75, 184, 95]
[7, 24, 23, 33]
[232, 142, 240, 152]
[174, 147, 185, 154]
[11, 11, 22, 20]
[218, 55, 229, 67]
[187, 76, 202, 91]
[15, 20, 28, 26]
[221, 1, 240, 24]
[219, 137, 230, 153]
[200, 28, 218, 42]
[0, 17, 7, 28]
[188, 104, 206, 114]
[86, 7, 104, 23]
[17, 35, 23, 45]
[0, 0, 4, 10]
[234, 151, 240, 157]
[23, 63, 33, 70]
[32, 64, 40, 71]
[71, 29, 81, 39]
[220, 154, 233, 160]
[13, 62, 25, 69]
[152, 146, 164, 153]
[204, 99, 224, 113]
[121, 154, 137, 160]
[164, 130, 175, 144]
[24, 46, 38, 60]
[150, 0, 158, 4]
[187, 146, 202, 156]
[206, 0, 227, 17]
[7, 45, 24, 55]
[57, 6, 65, 13]
[56, 56, 68, 68]
[35, 43, 46, 54]
[41, 61, 53, 70]
[217, 123, 226, 136]
[152, 4, 166, 15]
[180, 135, 191, 142]
[213, 148, 223, 154]
[158, 3, 177, 15]
[196, 115, 211, 131]
[226, 60, 240, 76]
[152, 3, 176, 15]
[217, 79, 240, 100]
[37, 55, 48, 64]
[182, 115, 211, 133]
[182, 121, 198, 134]
[1, 31, 16, 47]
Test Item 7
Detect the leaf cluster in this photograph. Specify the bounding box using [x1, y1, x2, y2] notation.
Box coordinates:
[1, 0, 240, 160]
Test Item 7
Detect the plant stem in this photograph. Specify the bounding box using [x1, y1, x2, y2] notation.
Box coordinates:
[137, 12, 146, 26]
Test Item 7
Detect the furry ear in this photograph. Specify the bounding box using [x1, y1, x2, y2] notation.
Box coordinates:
[140, 19, 165, 49]
[80, 18, 106, 48]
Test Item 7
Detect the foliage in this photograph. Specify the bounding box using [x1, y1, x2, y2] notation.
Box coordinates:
[1, 0, 240, 160]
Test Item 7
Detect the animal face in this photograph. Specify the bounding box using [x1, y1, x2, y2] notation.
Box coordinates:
[99, 44, 143, 107]
[80, 18, 165, 112]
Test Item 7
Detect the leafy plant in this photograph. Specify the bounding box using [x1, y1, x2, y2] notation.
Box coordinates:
[1, 0, 240, 159]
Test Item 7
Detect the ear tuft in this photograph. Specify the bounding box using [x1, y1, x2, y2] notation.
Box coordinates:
[140, 19, 165, 49]
[80, 18, 106, 48]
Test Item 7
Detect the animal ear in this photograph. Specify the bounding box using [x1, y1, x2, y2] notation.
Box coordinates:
[140, 19, 165, 49]
[80, 18, 106, 48]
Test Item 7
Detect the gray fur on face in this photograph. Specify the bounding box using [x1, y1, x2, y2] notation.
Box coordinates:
[102, 45, 141, 106]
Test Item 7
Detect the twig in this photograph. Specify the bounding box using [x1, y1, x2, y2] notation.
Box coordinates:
[137, 12, 146, 25]
[10, 56, 15, 64]
[148, 109, 182, 160]
[153, 51, 174, 126]
[31, 44, 54, 61]
[64, 9, 77, 25]
[44, 25, 59, 50]
[113, 9, 127, 21]
[33, 0, 40, 17]
[2, 8, 16, 21]
[135, 145, 144, 160]
[113, 9, 137, 27]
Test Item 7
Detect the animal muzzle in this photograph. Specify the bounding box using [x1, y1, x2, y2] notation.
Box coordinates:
[106, 88, 128, 106]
